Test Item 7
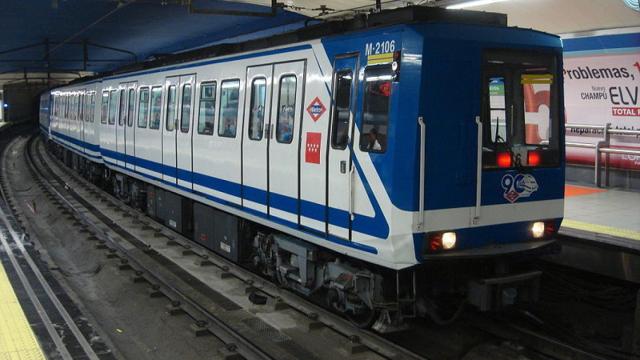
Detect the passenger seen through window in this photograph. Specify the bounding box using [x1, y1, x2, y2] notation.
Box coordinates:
[149, 87, 162, 129]
[276, 75, 296, 144]
[218, 80, 240, 138]
[137, 88, 150, 128]
[248, 78, 266, 141]
[197, 82, 216, 135]
[360, 64, 393, 153]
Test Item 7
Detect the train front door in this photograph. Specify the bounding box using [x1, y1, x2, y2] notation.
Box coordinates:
[327, 54, 359, 240]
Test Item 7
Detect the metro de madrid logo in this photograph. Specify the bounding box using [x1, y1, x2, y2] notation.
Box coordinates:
[501, 173, 539, 203]
[306, 97, 326, 122]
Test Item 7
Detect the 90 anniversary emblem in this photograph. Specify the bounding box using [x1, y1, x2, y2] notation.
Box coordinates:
[501, 173, 539, 203]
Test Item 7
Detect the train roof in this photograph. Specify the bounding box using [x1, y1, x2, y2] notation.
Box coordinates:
[65, 6, 507, 87]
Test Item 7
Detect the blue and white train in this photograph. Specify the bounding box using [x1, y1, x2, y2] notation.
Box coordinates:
[39, 7, 565, 326]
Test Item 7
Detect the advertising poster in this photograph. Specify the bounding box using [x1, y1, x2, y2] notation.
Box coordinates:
[562, 28, 640, 170]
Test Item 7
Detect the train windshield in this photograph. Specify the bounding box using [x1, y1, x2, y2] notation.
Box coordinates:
[481, 50, 560, 169]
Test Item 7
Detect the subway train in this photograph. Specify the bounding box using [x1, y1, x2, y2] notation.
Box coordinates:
[39, 7, 565, 327]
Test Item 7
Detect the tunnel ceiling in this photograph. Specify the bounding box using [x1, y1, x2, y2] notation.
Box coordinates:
[2, 0, 639, 78]
[0, 0, 307, 75]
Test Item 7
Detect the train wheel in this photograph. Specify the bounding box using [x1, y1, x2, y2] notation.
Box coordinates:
[346, 306, 379, 329]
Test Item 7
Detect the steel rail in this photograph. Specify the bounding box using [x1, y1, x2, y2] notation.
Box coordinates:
[0, 135, 99, 360]
[24, 136, 275, 360]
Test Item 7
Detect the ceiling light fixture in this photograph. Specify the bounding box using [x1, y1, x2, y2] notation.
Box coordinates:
[446, 0, 510, 10]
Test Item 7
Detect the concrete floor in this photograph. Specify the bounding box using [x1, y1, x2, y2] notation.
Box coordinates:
[563, 183, 640, 241]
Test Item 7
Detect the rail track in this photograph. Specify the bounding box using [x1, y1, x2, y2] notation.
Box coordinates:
[2, 129, 634, 360]
[0, 127, 112, 359]
[17, 132, 426, 359]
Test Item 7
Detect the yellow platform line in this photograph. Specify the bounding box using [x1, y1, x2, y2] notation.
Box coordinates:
[0, 260, 45, 360]
[562, 219, 640, 242]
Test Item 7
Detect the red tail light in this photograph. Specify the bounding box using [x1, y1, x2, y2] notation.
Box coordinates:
[428, 233, 442, 251]
[528, 151, 541, 166]
[545, 221, 556, 235]
[497, 152, 511, 168]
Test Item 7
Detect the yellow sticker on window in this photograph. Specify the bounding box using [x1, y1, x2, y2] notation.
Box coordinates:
[521, 74, 554, 84]
[367, 52, 394, 65]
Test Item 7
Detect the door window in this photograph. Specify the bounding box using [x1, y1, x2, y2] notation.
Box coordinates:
[101, 91, 109, 124]
[149, 86, 162, 129]
[248, 77, 266, 141]
[127, 89, 136, 127]
[108, 90, 118, 125]
[180, 84, 192, 133]
[89, 93, 95, 122]
[118, 89, 126, 126]
[166, 85, 177, 131]
[330, 70, 353, 150]
[276, 75, 296, 144]
[137, 88, 150, 128]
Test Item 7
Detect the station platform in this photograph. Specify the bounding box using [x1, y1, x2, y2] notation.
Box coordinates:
[0, 259, 45, 360]
[561, 183, 640, 249]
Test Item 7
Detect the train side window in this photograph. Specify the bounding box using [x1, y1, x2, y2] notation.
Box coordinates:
[197, 82, 216, 135]
[101, 91, 109, 124]
[166, 85, 176, 131]
[180, 84, 192, 133]
[89, 93, 96, 122]
[360, 65, 392, 153]
[276, 75, 296, 144]
[127, 88, 135, 127]
[118, 89, 126, 126]
[149, 86, 162, 129]
[108, 90, 118, 125]
[137, 88, 150, 128]
[331, 70, 352, 150]
[248, 77, 266, 141]
[218, 79, 240, 138]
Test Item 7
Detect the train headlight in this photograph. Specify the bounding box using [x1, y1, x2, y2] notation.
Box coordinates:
[441, 232, 457, 250]
[427, 231, 457, 252]
[531, 221, 545, 239]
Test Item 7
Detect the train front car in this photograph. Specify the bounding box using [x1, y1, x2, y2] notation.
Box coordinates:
[393, 16, 565, 322]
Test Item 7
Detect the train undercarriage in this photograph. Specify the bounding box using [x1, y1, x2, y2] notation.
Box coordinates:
[50, 141, 548, 330]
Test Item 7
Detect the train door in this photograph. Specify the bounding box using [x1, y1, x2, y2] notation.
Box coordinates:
[116, 84, 127, 167]
[268, 61, 305, 223]
[327, 54, 359, 240]
[162, 76, 179, 183]
[124, 83, 137, 170]
[242, 65, 273, 214]
[176, 74, 195, 189]
[78, 93, 85, 154]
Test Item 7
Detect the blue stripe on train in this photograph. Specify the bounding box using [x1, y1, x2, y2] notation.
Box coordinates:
[49, 130, 389, 249]
[102, 157, 379, 254]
